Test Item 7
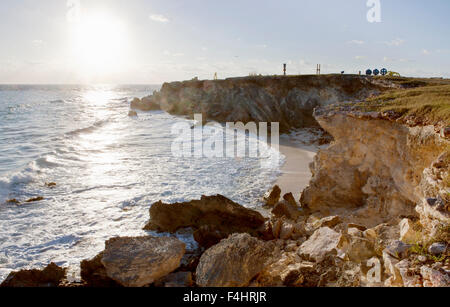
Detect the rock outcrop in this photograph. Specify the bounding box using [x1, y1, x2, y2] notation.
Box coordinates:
[142, 75, 395, 132]
[0, 263, 66, 288]
[196, 233, 277, 287]
[301, 106, 450, 235]
[144, 195, 267, 246]
[130, 96, 161, 111]
[101, 236, 185, 287]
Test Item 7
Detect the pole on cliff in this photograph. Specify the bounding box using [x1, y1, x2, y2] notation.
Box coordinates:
[283, 64, 287, 76]
[316, 64, 321, 75]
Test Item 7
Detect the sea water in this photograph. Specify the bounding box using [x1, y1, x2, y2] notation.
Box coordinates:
[0, 84, 283, 281]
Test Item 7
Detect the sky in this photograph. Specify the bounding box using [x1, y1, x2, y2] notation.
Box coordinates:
[0, 0, 449, 84]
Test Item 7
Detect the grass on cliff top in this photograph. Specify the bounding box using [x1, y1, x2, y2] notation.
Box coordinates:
[359, 78, 450, 126]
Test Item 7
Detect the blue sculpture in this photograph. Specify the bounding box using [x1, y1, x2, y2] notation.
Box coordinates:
[373, 69, 380, 76]
[381, 68, 388, 76]
[366, 69, 372, 76]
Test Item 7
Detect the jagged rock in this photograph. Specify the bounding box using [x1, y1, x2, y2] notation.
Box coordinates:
[128, 110, 137, 117]
[428, 243, 447, 255]
[0, 263, 66, 288]
[312, 216, 342, 229]
[263, 185, 281, 207]
[155, 272, 193, 287]
[101, 236, 185, 287]
[130, 96, 161, 111]
[399, 218, 418, 244]
[420, 265, 450, 287]
[272, 200, 301, 220]
[80, 252, 121, 288]
[283, 193, 298, 207]
[144, 195, 266, 240]
[196, 233, 276, 287]
[298, 227, 347, 262]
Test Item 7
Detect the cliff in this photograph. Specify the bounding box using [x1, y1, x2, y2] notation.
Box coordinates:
[146, 75, 398, 132]
[301, 104, 449, 237]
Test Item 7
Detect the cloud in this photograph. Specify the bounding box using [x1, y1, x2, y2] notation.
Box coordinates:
[422, 49, 431, 55]
[384, 38, 405, 47]
[149, 14, 169, 23]
[355, 56, 366, 60]
[349, 40, 365, 45]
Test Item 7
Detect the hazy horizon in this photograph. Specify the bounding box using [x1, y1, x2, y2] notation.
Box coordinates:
[1, 0, 450, 84]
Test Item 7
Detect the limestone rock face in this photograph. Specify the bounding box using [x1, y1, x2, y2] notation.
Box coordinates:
[196, 233, 277, 287]
[0, 263, 66, 288]
[101, 236, 185, 287]
[298, 227, 346, 262]
[149, 75, 391, 132]
[144, 195, 266, 240]
[301, 109, 449, 232]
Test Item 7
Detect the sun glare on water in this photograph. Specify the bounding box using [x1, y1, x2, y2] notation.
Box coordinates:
[69, 12, 128, 77]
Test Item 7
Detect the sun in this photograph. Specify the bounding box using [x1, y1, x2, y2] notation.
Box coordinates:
[69, 12, 128, 77]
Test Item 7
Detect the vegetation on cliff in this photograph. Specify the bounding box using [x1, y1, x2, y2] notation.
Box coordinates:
[357, 77, 450, 126]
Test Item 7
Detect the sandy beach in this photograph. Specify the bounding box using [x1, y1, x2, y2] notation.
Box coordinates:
[276, 131, 323, 200]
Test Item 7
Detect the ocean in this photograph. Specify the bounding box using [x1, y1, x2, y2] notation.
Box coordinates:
[0, 84, 283, 281]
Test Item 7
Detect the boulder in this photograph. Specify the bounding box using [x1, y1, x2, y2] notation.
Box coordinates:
[263, 185, 281, 207]
[298, 227, 347, 262]
[272, 200, 301, 221]
[399, 218, 417, 244]
[101, 236, 185, 287]
[428, 243, 447, 255]
[196, 233, 276, 287]
[128, 110, 138, 117]
[144, 195, 266, 239]
[80, 252, 122, 287]
[0, 263, 66, 288]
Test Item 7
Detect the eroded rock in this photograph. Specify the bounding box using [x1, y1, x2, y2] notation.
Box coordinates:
[101, 236, 185, 287]
[0, 263, 66, 288]
[263, 185, 281, 207]
[144, 195, 266, 241]
[298, 227, 346, 262]
[196, 233, 277, 287]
